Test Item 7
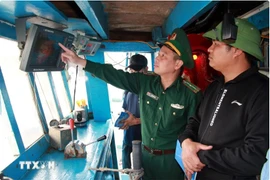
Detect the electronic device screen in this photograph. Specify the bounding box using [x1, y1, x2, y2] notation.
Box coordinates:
[20, 24, 74, 72]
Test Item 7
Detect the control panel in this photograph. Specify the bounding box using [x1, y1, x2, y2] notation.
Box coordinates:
[73, 34, 101, 56]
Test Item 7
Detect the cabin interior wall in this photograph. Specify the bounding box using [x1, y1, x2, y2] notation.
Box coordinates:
[85, 51, 111, 121]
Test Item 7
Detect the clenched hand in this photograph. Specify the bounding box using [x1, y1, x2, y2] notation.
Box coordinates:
[181, 138, 212, 178]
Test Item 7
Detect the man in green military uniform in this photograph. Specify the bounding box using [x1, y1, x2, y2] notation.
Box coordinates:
[59, 28, 201, 180]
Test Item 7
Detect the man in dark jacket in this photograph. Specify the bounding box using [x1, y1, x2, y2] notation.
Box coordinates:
[179, 18, 269, 180]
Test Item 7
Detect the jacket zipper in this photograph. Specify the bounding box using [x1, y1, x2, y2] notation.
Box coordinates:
[199, 85, 226, 143]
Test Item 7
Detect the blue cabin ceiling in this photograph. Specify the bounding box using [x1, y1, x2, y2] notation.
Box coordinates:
[0, 1, 268, 42]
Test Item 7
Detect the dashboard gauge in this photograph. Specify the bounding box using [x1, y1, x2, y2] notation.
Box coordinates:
[49, 119, 59, 127]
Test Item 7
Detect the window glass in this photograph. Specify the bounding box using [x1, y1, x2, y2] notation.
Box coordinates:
[67, 61, 88, 111]
[51, 71, 71, 117]
[0, 93, 19, 171]
[104, 52, 126, 118]
[0, 38, 43, 148]
[34, 72, 60, 124]
[104, 52, 153, 117]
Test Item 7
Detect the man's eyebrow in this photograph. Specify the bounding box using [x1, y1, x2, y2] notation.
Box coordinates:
[162, 51, 168, 55]
[159, 50, 165, 55]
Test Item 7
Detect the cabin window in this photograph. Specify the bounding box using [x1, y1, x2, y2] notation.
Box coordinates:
[0, 37, 43, 148]
[104, 51, 153, 117]
[34, 72, 60, 124]
[51, 71, 72, 117]
[0, 93, 19, 170]
[105, 52, 128, 117]
[67, 63, 88, 111]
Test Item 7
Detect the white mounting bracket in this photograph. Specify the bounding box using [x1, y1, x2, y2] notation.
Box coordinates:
[15, 16, 68, 49]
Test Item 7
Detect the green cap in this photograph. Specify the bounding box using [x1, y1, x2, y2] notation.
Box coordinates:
[160, 28, 194, 69]
[203, 18, 263, 61]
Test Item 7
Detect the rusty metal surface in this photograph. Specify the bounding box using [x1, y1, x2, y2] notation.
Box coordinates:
[50, 1, 176, 40]
[50, 1, 87, 19]
[50, 1, 266, 41]
[103, 1, 177, 32]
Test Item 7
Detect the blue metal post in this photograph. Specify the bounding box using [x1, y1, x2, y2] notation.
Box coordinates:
[163, 1, 217, 36]
[125, 52, 129, 68]
[85, 52, 111, 121]
[0, 68, 25, 153]
[75, 1, 108, 39]
[151, 52, 156, 71]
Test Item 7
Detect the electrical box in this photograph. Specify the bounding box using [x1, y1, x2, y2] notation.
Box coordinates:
[49, 124, 77, 151]
[73, 34, 101, 56]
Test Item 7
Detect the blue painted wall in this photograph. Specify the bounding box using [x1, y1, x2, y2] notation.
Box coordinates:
[3, 135, 50, 180]
[85, 52, 111, 121]
[101, 42, 157, 53]
[248, 8, 269, 30]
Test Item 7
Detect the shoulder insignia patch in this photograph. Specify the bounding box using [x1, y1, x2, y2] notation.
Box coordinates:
[183, 80, 200, 93]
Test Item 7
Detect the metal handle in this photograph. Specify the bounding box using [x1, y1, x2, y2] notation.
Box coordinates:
[97, 135, 106, 141]
[84, 135, 107, 146]
[69, 118, 75, 143]
[69, 118, 74, 130]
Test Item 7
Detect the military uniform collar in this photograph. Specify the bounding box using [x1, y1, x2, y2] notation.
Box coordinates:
[167, 76, 183, 92]
[154, 75, 183, 92]
[153, 75, 161, 84]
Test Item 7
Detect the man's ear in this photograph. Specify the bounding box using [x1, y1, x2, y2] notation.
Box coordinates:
[141, 67, 148, 73]
[233, 48, 244, 59]
[145, 66, 148, 72]
[175, 59, 184, 70]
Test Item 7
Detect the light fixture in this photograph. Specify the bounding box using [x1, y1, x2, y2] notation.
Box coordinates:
[193, 54, 198, 60]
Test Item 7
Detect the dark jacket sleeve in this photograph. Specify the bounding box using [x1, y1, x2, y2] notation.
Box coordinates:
[83, 60, 141, 94]
[197, 84, 269, 176]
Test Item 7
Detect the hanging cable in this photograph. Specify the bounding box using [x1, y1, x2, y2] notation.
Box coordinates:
[104, 53, 127, 67]
[72, 65, 79, 112]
